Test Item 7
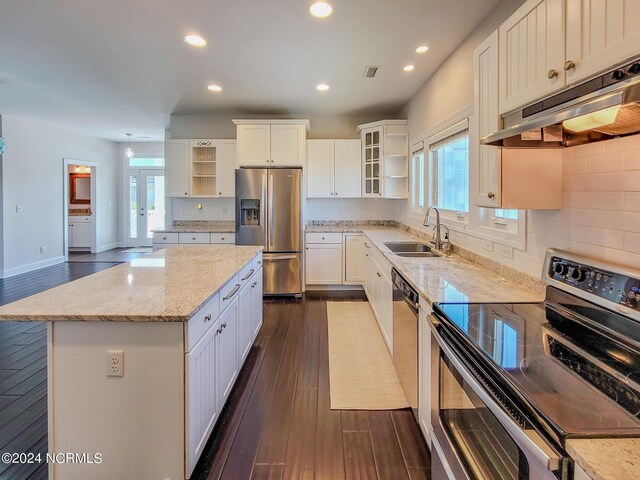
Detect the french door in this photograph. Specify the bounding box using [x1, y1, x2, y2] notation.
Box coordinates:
[128, 169, 165, 247]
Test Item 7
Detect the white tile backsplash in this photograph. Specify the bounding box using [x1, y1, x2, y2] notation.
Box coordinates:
[412, 135, 640, 277]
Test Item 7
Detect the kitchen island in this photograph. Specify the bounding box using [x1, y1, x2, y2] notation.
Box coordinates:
[0, 245, 264, 480]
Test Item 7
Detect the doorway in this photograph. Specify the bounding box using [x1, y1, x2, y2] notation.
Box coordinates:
[63, 159, 98, 259]
[127, 169, 165, 247]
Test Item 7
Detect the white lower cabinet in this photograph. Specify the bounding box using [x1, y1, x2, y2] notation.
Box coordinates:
[251, 269, 263, 338]
[217, 297, 239, 409]
[378, 273, 393, 353]
[344, 234, 365, 284]
[184, 253, 262, 479]
[185, 319, 219, 476]
[418, 299, 432, 447]
[68, 222, 92, 248]
[305, 243, 343, 285]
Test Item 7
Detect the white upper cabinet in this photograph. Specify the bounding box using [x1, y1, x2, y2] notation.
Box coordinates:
[334, 140, 362, 198]
[236, 124, 271, 167]
[216, 140, 236, 197]
[499, 0, 566, 114]
[473, 30, 502, 208]
[307, 140, 335, 197]
[270, 124, 306, 166]
[165, 139, 190, 197]
[307, 139, 362, 198]
[499, 0, 640, 114]
[234, 120, 309, 167]
[565, 0, 640, 84]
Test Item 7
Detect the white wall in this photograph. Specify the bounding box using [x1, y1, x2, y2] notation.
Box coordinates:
[398, 0, 640, 277]
[1, 115, 118, 276]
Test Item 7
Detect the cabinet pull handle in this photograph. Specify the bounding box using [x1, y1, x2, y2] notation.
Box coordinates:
[547, 69, 559, 79]
[487, 192, 495, 199]
[222, 322, 227, 329]
[221, 237, 225, 241]
[223, 284, 241, 300]
[251, 281, 257, 288]
[192, 237, 197, 240]
[364, 242, 371, 248]
[215, 328, 222, 335]
[204, 314, 212, 322]
[377, 272, 381, 277]
[564, 60, 576, 71]
[241, 269, 255, 281]
[163, 237, 167, 240]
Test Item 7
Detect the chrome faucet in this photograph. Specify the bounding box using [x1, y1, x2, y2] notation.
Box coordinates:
[424, 205, 443, 250]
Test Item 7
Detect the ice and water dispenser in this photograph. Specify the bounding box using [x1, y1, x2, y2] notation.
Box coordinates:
[240, 199, 261, 226]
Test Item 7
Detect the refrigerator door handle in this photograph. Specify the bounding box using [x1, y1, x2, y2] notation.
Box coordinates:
[269, 174, 275, 248]
[265, 254, 298, 260]
[262, 173, 267, 248]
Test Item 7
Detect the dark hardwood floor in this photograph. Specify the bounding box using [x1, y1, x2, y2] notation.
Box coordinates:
[0, 261, 121, 479]
[192, 291, 431, 480]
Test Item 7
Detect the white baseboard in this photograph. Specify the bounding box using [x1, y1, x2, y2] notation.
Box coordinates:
[97, 242, 119, 253]
[1, 255, 66, 279]
[305, 284, 364, 291]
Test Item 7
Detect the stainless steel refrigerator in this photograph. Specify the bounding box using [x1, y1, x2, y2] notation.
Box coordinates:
[235, 168, 302, 296]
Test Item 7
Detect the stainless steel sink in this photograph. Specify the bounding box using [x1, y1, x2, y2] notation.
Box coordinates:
[384, 242, 440, 258]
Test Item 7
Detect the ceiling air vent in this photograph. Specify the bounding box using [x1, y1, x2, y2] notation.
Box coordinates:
[363, 65, 380, 78]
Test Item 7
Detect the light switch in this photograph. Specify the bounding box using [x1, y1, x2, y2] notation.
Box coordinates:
[16, 205, 23, 213]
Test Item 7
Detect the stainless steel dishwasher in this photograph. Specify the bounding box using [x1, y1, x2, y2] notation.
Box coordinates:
[391, 268, 419, 419]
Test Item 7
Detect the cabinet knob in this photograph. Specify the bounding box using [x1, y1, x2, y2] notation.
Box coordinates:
[163, 237, 167, 240]
[221, 237, 225, 240]
[487, 192, 495, 199]
[335, 192, 339, 196]
[192, 237, 196, 240]
[564, 60, 576, 71]
[219, 192, 222, 195]
[547, 69, 559, 79]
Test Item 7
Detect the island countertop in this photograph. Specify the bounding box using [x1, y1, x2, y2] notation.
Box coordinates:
[0, 245, 262, 322]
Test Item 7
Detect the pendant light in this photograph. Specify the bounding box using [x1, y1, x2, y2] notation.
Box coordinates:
[124, 133, 134, 159]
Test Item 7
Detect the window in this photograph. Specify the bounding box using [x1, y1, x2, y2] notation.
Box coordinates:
[411, 149, 425, 212]
[429, 130, 469, 215]
[495, 209, 518, 220]
[128, 157, 164, 167]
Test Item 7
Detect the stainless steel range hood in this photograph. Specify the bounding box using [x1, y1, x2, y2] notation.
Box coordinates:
[482, 58, 640, 148]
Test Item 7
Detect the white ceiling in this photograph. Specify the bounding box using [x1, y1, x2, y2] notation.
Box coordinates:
[0, 0, 500, 142]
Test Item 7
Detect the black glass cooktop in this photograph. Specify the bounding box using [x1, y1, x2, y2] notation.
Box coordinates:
[434, 294, 640, 441]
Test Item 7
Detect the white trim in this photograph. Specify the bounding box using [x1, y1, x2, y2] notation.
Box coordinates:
[231, 119, 311, 131]
[356, 119, 407, 133]
[1, 255, 65, 279]
[97, 242, 119, 253]
[411, 105, 474, 147]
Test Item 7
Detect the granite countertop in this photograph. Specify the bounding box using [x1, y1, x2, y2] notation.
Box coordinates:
[0, 245, 262, 322]
[327, 227, 544, 304]
[567, 438, 640, 480]
[153, 221, 235, 234]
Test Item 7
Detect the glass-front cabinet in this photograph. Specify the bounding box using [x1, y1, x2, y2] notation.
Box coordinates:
[190, 139, 217, 197]
[357, 120, 408, 199]
[362, 126, 382, 197]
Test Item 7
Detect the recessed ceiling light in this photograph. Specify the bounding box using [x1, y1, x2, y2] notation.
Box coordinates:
[415, 45, 429, 54]
[316, 83, 330, 91]
[403, 65, 415, 72]
[309, 2, 333, 18]
[207, 84, 222, 92]
[184, 35, 206, 47]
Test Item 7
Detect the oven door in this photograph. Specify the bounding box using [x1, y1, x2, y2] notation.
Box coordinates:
[429, 315, 567, 480]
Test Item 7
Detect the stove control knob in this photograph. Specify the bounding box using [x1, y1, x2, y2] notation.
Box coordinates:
[629, 63, 640, 74]
[612, 69, 626, 80]
[571, 268, 586, 282]
[553, 262, 567, 276]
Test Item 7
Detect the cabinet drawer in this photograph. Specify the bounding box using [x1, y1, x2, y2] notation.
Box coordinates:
[210, 233, 234, 244]
[185, 293, 220, 352]
[220, 274, 241, 313]
[179, 233, 211, 244]
[305, 232, 343, 244]
[253, 251, 263, 270]
[153, 232, 179, 244]
[239, 261, 256, 288]
[365, 240, 392, 282]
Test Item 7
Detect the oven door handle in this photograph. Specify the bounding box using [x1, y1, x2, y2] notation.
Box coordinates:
[430, 321, 563, 473]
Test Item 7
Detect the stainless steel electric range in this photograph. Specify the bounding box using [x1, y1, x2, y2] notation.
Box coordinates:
[429, 248, 640, 480]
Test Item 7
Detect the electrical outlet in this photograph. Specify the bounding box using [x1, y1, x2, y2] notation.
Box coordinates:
[16, 205, 23, 213]
[498, 245, 514, 259]
[480, 239, 493, 252]
[40, 246, 46, 254]
[107, 350, 124, 377]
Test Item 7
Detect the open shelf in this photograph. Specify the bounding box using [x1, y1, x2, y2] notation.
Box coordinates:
[383, 176, 408, 199]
